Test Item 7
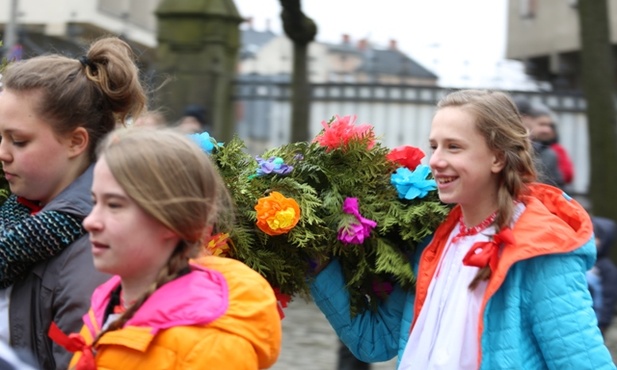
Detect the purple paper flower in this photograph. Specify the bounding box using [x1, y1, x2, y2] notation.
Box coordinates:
[338, 223, 368, 244]
[255, 156, 293, 176]
[390, 164, 437, 200]
[337, 197, 377, 245]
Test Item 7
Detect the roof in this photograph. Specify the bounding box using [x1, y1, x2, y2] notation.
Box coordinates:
[357, 48, 437, 79]
[326, 42, 437, 80]
[240, 28, 277, 59]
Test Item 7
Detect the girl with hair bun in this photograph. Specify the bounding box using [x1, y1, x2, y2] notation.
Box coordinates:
[62, 128, 281, 370]
[0, 36, 147, 369]
[311, 90, 614, 369]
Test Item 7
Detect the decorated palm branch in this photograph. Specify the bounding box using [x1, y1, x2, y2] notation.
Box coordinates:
[196, 115, 450, 316]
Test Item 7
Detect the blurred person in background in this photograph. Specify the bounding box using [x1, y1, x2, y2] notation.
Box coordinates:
[588, 216, 617, 336]
[338, 339, 371, 370]
[133, 111, 167, 129]
[541, 121, 575, 187]
[176, 104, 210, 134]
[514, 98, 564, 189]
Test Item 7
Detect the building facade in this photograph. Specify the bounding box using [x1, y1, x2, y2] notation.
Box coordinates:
[238, 30, 437, 86]
[506, 0, 617, 90]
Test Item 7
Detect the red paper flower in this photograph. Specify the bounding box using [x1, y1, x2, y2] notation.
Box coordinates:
[313, 115, 375, 152]
[386, 145, 425, 171]
[272, 287, 291, 319]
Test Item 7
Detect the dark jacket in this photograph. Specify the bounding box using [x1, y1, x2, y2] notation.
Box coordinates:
[8, 165, 109, 370]
[592, 216, 617, 331]
[532, 141, 564, 188]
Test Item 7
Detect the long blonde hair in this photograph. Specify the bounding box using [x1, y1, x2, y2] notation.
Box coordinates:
[436, 90, 537, 288]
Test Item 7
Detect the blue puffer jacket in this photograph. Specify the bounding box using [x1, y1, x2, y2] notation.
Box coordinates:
[311, 184, 615, 369]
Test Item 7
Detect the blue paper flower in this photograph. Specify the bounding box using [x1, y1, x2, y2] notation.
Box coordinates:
[390, 164, 437, 200]
[255, 156, 293, 176]
[189, 132, 221, 154]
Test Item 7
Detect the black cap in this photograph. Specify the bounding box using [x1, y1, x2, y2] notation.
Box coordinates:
[183, 104, 206, 125]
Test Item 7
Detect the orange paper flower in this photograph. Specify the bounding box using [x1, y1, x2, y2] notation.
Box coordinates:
[255, 191, 301, 236]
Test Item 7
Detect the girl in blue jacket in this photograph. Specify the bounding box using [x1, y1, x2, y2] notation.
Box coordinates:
[311, 90, 615, 369]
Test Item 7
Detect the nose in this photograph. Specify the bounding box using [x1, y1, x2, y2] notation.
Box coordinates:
[429, 148, 445, 170]
[83, 206, 102, 233]
[0, 138, 13, 164]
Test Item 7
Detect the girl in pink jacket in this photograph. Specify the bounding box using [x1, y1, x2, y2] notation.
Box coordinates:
[52, 128, 282, 369]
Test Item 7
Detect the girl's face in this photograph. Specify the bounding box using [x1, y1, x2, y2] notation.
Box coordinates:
[83, 157, 179, 284]
[429, 107, 504, 219]
[0, 89, 87, 203]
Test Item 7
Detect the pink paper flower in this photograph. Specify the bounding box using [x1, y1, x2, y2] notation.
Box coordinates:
[337, 197, 377, 245]
[313, 115, 375, 152]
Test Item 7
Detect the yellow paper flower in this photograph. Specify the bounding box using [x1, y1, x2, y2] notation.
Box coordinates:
[255, 191, 301, 236]
[203, 233, 230, 257]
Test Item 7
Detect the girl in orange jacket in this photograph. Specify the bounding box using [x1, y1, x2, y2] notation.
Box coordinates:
[52, 128, 281, 369]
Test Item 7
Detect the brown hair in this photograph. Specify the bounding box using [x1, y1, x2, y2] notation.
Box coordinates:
[91, 128, 233, 342]
[436, 90, 537, 289]
[2, 37, 147, 161]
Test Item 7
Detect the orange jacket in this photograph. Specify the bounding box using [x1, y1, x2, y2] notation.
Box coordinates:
[68, 256, 281, 370]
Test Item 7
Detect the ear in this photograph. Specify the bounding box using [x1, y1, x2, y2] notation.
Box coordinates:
[161, 227, 179, 241]
[65, 127, 89, 159]
[491, 151, 506, 174]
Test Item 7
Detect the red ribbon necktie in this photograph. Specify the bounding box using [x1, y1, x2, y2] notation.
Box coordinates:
[436, 212, 498, 277]
[48, 322, 96, 370]
[462, 227, 515, 272]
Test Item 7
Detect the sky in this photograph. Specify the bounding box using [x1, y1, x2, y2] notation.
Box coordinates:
[234, 0, 539, 90]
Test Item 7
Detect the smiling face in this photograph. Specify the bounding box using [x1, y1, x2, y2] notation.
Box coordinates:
[83, 156, 179, 286]
[0, 89, 87, 203]
[429, 107, 504, 224]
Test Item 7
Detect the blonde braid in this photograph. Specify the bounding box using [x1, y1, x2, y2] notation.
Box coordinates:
[90, 245, 189, 347]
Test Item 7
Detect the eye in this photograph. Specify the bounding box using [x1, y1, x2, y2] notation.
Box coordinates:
[107, 202, 123, 209]
[9, 136, 27, 147]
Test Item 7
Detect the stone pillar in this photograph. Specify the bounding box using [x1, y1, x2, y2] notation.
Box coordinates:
[155, 0, 242, 140]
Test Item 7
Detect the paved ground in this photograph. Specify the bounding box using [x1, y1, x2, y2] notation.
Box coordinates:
[271, 299, 396, 370]
[272, 299, 617, 369]
[604, 319, 617, 364]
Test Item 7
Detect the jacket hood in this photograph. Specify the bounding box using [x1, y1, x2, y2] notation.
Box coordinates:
[505, 183, 595, 269]
[87, 264, 228, 335]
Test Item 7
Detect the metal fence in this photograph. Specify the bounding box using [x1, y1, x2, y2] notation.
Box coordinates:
[233, 81, 589, 196]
